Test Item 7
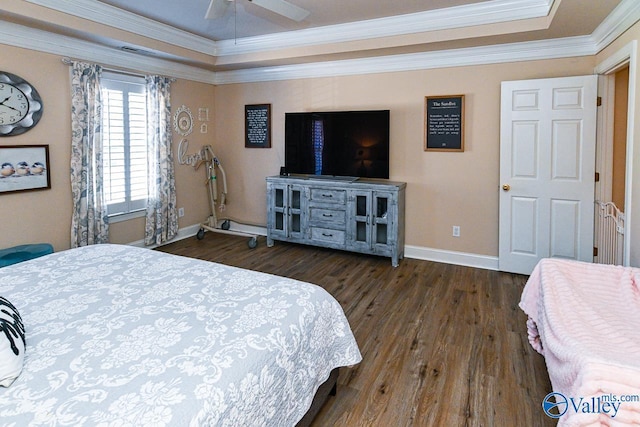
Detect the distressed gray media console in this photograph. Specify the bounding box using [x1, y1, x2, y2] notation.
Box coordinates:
[266, 175, 406, 266]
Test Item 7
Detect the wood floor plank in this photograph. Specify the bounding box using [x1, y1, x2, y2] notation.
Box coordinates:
[157, 233, 555, 426]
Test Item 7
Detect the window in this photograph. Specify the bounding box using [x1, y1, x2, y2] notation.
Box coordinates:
[101, 72, 148, 218]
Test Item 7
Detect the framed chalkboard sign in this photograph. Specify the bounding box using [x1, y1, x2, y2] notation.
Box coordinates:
[245, 104, 271, 148]
[424, 95, 465, 152]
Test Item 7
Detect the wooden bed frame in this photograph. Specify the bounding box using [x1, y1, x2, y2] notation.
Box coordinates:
[296, 368, 339, 427]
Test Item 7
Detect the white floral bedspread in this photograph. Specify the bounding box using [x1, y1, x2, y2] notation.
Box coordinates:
[0, 244, 361, 426]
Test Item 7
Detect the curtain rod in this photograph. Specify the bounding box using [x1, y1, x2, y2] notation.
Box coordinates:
[61, 57, 176, 81]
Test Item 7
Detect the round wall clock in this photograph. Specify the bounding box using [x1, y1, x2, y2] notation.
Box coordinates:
[173, 105, 193, 137]
[0, 71, 43, 137]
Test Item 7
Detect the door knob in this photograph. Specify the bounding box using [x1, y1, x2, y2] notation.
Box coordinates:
[502, 184, 511, 191]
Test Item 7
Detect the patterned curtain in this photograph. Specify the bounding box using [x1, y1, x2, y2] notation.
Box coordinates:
[144, 76, 177, 246]
[69, 61, 109, 248]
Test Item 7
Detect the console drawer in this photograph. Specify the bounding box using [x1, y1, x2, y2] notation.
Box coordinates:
[309, 188, 347, 205]
[309, 207, 346, 225]
[311, 227, 346, 245]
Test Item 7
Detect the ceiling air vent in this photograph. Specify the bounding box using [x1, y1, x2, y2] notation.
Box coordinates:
[120, 46, 153, 56]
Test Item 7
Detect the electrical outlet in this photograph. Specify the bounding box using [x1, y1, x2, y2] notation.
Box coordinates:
[452, 226, 460, 237]
[178, 207, 185, 218]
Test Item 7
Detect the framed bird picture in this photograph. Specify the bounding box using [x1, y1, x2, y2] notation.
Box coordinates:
[0, 145, 50, 194]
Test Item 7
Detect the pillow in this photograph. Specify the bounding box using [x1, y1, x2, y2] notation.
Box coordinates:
[0, 296, 25, 387]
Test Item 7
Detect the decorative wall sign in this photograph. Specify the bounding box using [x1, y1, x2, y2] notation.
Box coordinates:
[173, 105, 193, 137]
[177, 139, 203, 166]
[425, 95, 465, 152]
[245, 104, 271, 148]
[0, 145, 51, 194]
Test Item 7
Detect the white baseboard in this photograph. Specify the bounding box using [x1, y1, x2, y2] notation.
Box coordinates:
[134, 222, 499, 271]
[128, 223, 203, 249]
[404, 245, 499, 270]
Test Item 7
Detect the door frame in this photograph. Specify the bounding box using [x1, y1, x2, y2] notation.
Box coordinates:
[595, 40, 638, 266]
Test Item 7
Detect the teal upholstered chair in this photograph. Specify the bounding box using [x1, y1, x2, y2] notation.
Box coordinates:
[0, 244, 54, 268]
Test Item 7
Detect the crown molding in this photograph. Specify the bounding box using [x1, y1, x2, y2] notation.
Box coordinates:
[214, 0, 639, 84]
[214, 36, 596, 85]
[0, 21, 215, 84]
[590, 0, 640, 52]
[23, 0, 217, 56]
[215, 0, 555, 56]
[4, 0, 639, 86]
[2, 13, 598, 87]
[24, 0, 553, 58]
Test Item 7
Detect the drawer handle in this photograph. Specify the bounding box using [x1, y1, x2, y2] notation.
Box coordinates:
[322, 194, 333, 198]
[322, 213, 333, 217]
[322, 232, 333, 237]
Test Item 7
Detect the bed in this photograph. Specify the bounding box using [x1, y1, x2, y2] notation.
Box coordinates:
[519, 258, 640, 426]
[0, 244, 361, 426]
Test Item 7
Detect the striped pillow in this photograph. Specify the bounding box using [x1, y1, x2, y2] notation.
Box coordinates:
[0, 296, 25, 387]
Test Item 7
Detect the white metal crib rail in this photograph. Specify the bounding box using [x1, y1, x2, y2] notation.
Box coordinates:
[594, 201, 625, 265]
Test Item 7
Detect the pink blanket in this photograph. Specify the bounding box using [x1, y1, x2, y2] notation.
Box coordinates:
[520, 258, 640, 426]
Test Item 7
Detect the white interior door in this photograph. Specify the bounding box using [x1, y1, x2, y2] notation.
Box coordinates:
[499, 75, 598, 275]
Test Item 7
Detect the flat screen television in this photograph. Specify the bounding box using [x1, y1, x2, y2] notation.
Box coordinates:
[284, 110, 390, 179]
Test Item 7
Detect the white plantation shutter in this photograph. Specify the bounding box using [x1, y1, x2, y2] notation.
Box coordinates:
[127, 92, 148, 203]
[101, 73, 148, 216]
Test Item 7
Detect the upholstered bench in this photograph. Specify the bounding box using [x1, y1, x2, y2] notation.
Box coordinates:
[0, 244, 54, 268]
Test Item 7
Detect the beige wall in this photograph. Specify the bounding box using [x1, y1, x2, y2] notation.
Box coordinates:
[0, 44, 213, 251]
[9, 28, 640, 261]
[214, 57, 595, 257]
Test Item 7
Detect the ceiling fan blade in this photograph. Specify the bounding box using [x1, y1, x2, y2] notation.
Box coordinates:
[205, 0, 231, 19]
[249, 0, 310, 21]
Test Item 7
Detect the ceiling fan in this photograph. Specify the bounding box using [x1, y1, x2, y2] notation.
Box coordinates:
[205, 0, 310, 22]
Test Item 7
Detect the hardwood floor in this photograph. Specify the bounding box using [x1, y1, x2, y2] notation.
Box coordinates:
[157, 233, 555, 427]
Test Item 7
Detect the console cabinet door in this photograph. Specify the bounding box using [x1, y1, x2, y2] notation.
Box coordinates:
[348, 190, 372, 252]
[347, 190, 395, 253]
[267, 183, 306, 241]
[287, 185, 306, 240]
[371, 191, 394, 252]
